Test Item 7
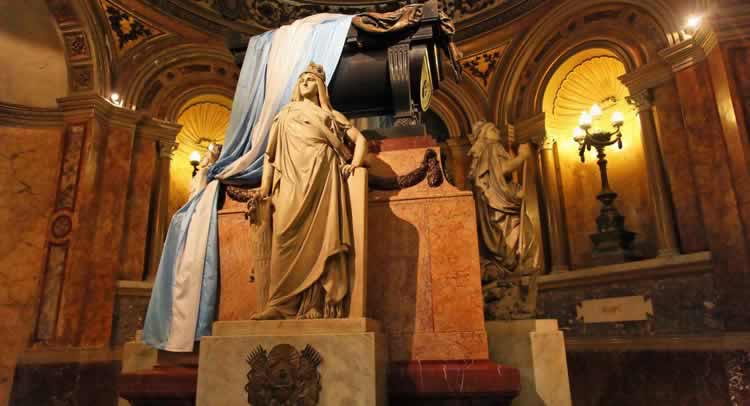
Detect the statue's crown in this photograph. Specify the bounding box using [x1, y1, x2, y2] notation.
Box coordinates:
[302, 62, 326, 82]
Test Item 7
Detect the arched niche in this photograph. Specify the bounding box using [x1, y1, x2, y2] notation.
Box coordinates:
[168, 95, 232, 220]
[542, 48, 656, 267]
[0, 0, 68, 107]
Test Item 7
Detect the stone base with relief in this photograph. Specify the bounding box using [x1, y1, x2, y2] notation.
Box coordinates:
[486, 320, 572, 406]
[197, 318, 387, 406]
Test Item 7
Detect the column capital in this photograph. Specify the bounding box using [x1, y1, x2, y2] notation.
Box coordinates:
[540, 136, 557, 151]
[658, 26, 718, 72]
[626, 90, 653, 113]
[137, 116, 182, 143]
[158, 140, 178, 159]
[513, 112, 546, 146]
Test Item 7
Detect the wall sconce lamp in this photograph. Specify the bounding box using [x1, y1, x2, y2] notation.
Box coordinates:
[573, 103, 635, 260]
[110, 93, 123, 107]
[190, 151, 201, 177]
[683, 15, 702, 37]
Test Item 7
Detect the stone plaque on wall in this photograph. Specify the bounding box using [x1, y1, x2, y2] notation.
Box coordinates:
[576, 296, 653, 324]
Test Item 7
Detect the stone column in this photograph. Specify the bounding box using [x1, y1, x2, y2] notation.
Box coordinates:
[443, 136, 472, 190]
[627, 90, 680, 257]
[146, 137, 177, 281]
[539, 137, 571, 272]
[51, 94, 141, 347]
[516, 113, 569, 273]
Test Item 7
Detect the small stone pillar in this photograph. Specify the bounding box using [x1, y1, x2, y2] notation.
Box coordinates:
[486, 320, 572, 406]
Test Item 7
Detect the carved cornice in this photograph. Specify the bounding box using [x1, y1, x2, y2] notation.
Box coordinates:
[0, 102, 63, 128]
[136, 116, 182, 143]
[534, 251, 712, 291]
[513, 112, 546, 145]
[658, 26, 718, 72]
[618, 61, 673, 95]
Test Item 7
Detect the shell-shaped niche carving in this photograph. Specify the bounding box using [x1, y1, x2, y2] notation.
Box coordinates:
[176, 102, 230, 156]
[548, 56, 632, 136]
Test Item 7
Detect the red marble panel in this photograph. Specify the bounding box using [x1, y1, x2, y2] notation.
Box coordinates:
[367, 201, 434, 335]
[388, 332, 489, 361]
[389, 360, 520, 399]
[59, 120, 107, 344]
[80, 125, 136, 346]
[652, 81, 708, 253]
[120, 137, 157, 281]
[674, 62, 750, 273]
[425, 198, 484, 334]
[217, 209, 258, 320]
[0, 125, 63, 404]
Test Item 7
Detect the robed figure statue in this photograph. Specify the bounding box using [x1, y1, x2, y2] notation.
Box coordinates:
[468, 121, 541, 320]
[251, 63, 367, 320]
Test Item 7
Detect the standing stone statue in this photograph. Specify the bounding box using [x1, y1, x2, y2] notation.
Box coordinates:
[250, 62, 367, 320]
[468, 121, 541, 320]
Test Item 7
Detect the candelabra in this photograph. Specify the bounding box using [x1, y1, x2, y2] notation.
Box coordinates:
[573, 104, 635, 260]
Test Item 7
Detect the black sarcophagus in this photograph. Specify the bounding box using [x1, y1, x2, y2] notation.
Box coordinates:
[226, 0, 461, 129]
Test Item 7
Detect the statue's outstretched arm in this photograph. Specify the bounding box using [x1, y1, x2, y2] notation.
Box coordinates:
[501, 143, 532, 176]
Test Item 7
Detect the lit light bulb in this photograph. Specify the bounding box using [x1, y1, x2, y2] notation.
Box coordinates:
[573, 127, 585, 141]
[611, 111, 625, 126]
[110, 93, 120, 104]
[579, 111, 592, 128]
[189, 151, 201, 165]
[686, 15, 702, 30]
[589, 104, 602, 117]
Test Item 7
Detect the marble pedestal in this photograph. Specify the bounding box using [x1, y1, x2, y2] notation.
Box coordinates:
[197, 318, 388, 406]
[486, 320, 572, 406]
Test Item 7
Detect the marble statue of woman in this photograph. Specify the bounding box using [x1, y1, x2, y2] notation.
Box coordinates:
[250, 62, 367, 320]
[468, 121, 541, 319]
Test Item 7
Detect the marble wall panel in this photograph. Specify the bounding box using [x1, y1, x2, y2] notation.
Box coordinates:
[567, 351, 730, 406]
[59, 119, 107, 344]
[119, 136, 157, 281]
[0, 126, 63, 406]
[652, 81, 708, 253]
[217, 208, 258, 320]
[80, 125, 136, 346]
[537, 273, 722, 337]
[367, 147, 488, 361]
[367, 200, 433, 336]
[675, 62, 750, 292]
[425, 197, 484, 334]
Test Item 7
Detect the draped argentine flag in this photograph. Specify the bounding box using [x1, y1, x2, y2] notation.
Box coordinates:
[143, 14, 354, 352]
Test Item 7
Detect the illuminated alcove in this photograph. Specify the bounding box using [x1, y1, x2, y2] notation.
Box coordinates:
[168, 95, 232, 219]
[542, 48, 656, 267]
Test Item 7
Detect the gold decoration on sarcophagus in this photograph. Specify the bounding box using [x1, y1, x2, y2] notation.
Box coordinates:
[245, 344, 323, 405]
[99, 0, 163, 54]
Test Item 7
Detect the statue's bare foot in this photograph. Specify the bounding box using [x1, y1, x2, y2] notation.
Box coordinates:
[297, 308, 322, 320]
[250, 308, 283, 320]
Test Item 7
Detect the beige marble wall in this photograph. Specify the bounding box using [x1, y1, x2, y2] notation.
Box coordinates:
[0, 126, 64, 406]
[0, 0, 68, 107]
